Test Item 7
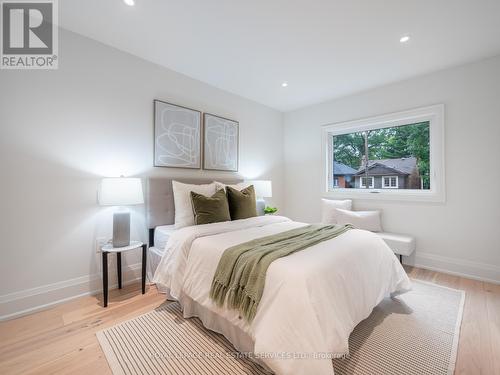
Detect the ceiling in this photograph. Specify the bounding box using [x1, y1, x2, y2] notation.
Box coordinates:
[60, 0, 500, 112]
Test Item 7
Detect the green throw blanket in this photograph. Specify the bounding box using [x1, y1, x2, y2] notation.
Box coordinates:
[210, 224, 354, 322]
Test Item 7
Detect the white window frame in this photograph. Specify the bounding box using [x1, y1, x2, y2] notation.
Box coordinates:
[382, 176, 399, 189]
[360, 176, 374, 188]
[333, 177, 339, 187]
[321, 104, 445, 202]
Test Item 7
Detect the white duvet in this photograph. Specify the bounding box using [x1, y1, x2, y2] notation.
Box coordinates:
[153, 215, 411, 375]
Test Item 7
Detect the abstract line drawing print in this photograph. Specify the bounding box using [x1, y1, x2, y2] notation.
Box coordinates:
[203, 114, 238, 171]
[154, 101, 201, 168]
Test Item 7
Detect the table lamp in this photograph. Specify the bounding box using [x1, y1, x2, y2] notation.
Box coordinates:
[99, 177, 144, 247]
[249, 180, 272, 216]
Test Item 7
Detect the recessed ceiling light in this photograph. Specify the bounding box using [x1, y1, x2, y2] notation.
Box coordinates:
[281, 82, 288, 87]
[123, 0, 135, 6]
[400, 35, 410, 43]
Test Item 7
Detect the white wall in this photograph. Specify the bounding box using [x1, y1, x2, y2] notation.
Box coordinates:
[284, 56, 500, 283]
[0, 30, 284, 319]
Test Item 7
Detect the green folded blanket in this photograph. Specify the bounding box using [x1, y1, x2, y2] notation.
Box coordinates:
[210, 224, 354, 322]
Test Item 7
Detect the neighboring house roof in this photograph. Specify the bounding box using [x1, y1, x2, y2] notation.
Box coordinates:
[355, 157, 417, 175]
[333, 161, 358, 175]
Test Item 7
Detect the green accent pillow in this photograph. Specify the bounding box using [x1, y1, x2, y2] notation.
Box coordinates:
[190, 189, 231, 225]
[226, 185, 257, 220]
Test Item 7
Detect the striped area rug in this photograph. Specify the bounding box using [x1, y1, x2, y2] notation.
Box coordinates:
[97, 280, 464, 375]
[97, 303, 270, 375]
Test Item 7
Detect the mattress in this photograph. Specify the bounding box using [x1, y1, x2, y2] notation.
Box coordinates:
[153, 224, 176, 251]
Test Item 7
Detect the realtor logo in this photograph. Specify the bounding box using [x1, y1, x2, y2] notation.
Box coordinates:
[1, 0, 58, 69]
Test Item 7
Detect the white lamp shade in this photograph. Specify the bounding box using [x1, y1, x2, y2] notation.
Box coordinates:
[99, 177, 144, 206]
[249, 180, 272, 198]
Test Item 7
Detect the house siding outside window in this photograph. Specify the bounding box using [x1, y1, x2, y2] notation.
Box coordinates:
[353, 157, 420, 189]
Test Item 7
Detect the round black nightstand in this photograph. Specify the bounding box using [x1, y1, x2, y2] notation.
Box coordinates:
[101, 241, 147, 307]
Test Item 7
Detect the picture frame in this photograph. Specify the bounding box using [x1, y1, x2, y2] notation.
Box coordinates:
[154, 100, 202, 169]
[203, 113, 239, 172]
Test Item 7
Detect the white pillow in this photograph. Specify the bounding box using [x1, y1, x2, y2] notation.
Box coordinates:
[321, 199, 352, 224]
[172, 181, 216, 229]
[335, 208, 382, 232]
[214, 181, 251, 192]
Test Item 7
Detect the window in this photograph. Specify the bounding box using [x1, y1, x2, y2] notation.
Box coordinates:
[322, 105, 445, 202]
[333, 121, 429, 190]
[360, 176, 374, 188]
[383, 176, 398, 189]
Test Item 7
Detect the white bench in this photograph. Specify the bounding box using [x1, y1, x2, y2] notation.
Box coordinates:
[377, 232, 415, 263]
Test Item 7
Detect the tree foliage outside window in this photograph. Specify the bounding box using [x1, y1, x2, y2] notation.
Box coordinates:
[332, 121, 430, 189]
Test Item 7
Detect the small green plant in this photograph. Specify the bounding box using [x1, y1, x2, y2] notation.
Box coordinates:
[264, 206, 278, 215]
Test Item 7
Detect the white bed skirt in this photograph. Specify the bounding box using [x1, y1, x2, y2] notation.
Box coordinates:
[148, 247, 169, 293]
[158, 285, 271, 371]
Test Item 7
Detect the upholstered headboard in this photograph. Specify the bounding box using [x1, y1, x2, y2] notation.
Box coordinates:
[146, 177, 242, 244]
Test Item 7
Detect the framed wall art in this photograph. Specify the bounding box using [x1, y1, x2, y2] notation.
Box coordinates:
[154, 100, 201, 169]
[203, 113, 239, 172]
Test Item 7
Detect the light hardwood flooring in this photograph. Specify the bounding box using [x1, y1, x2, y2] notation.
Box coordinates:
[0, 267, 499, 375]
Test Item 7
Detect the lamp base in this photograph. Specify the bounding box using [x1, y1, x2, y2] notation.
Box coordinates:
[256, 199, 265, 216]
[113, 212, 130, 247]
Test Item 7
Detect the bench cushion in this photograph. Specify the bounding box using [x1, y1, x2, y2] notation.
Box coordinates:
[377, 232, 415, 256]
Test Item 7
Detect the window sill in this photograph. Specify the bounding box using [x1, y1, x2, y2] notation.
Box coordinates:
[324, 188, 445, 203]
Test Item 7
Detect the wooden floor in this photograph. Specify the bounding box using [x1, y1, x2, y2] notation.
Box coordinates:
[0, 267, 499, 375]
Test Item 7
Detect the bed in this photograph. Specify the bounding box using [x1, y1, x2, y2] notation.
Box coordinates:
[147, 178, 411, 375]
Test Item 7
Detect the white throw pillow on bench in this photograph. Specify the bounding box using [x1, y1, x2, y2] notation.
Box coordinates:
[335, 208, 382, 232]
[321, 199, 352, 224]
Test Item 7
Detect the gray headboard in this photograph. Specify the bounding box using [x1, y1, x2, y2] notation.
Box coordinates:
[146, 177, 242, 234]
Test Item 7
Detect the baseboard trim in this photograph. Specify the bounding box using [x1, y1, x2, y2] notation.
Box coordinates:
[411, 251, 500, 285]
[0, 262, 143, 321]
[2, 252, 498, 321]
